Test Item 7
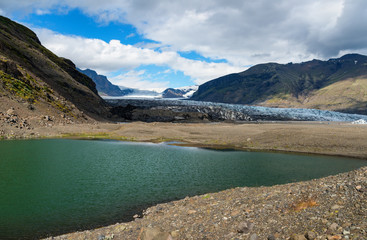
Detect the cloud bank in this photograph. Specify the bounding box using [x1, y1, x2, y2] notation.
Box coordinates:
[36, 28, 242, 87]
[3, 0, 367, 87]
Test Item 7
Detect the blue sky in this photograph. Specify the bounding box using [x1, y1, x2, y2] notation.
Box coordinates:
[13, 9, 204, 90]
[2, 1, 367, 90]
[21, 9, 151, 46]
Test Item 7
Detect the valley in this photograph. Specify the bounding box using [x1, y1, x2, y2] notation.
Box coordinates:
[0, 14, 367, 240]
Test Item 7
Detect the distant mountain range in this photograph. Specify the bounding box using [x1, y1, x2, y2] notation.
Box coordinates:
[191, 54, 367, 114]
[79, 68, 198, 99]
[80, 53, 367, 114]
[77, 68, 133, 96]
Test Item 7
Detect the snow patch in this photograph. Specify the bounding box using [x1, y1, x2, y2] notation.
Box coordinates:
[351, 119, 367, 124]
[183, 89, 198, 98]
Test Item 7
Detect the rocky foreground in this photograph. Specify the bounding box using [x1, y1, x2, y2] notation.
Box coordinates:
[45, 166, 367, 240]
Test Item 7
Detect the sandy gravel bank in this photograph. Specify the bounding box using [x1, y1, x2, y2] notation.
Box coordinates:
[10, 121, 367, 159]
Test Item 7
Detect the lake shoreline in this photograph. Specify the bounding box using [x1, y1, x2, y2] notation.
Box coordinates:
[1, 121, 367, 239]
[43, 165, 367, 240]
[2, 121, 367, 159]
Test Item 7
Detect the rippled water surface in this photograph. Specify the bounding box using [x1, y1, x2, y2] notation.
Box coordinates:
[0, 139, 365, 239]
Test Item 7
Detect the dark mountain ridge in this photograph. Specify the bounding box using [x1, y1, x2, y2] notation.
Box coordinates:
[0, 16, 108, 120]
[78, 68, 197, 99]
[77, 68, 132, 96]
[191, 54, 367, 114]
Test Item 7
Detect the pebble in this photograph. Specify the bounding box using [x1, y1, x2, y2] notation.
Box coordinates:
[187, 210, 197, 215]
[6, 108, 15, 115]
[328, 223, 339, 234]
[249, 233, 258, 240]
[236, 221, 254, 234]
[305, 231, 317, 240]
[355, 185, 363, 192]
[331, 205, 341, 210]
[267, 235, 276, 240]
[170, 230, 179, 238]
[290, 234, 307, 240]
[326, 235, 342, 240]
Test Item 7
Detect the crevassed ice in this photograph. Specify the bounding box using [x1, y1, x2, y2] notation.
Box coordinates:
[106, 98, 367, 122]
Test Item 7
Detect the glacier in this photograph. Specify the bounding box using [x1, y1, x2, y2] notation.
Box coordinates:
[105, 98, 367, 122]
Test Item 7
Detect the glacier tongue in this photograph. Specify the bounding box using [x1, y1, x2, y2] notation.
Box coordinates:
[106, 98, 367, 122]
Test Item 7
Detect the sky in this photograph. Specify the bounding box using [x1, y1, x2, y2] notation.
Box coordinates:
[1, 0, 367, 91]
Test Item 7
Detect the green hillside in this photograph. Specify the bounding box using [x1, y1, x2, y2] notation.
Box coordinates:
[191, 54, 367, 114]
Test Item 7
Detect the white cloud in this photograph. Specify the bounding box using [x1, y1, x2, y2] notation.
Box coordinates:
[2, 0, 355, 65]
[35, 28, 173, 72]
[169, 58, 242, 85]
[109, 70, 169, 91]
[125, 33, 135, 39]
[95, 0, 345, 64]
[0, 0, 58, 15]
[35, 28, 242, 87]
[35, 9, 51, 15]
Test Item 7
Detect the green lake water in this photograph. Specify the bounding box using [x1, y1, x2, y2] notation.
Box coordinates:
[0, 139, 366, 239]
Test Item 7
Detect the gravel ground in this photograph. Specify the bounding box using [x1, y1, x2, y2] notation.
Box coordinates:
[44, 166, 367, 240]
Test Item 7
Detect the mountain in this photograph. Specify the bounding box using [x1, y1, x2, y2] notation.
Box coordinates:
[162, 88, 185, 98]
[77, 68, 163, 98]
[0, 16, 108, 123]
[78, 68, 132, 96]
[162, 86, 198, 98]
[191, 54, 367, 114]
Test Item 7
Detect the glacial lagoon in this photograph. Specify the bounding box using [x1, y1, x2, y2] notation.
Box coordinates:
[0, 139, 365, 239]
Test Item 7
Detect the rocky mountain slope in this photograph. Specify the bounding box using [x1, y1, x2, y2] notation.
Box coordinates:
[162, 88, 186, 98]
[191, 54, 367, 114]
[162, 86, 198, 98]
[0, 16, 109, 127]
